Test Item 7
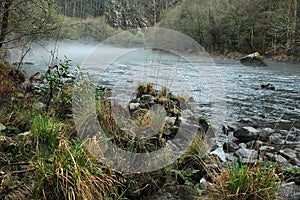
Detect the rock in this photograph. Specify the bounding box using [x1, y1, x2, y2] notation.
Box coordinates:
[165, 117, 177, 126]
[222, 124, 236, 135]
[259, 145, 275, 152]
[234, 147, 258, 161]
[199, 178, 213, 190]
[295, 158, 300, 167]
[249, 140, 264, 150]
[261, 83, 275, 90]
[279, 148, 298, 160]
[210, 146, 227, 162]
[239, 143, 248, 148]
[279, 130, 297, 141]
[266, 153, 288, 163]
[234, 126, 260, 142]
[240, 52, 267, 66]
[223, 142, 240, 153]
[258, 128, 273, 142]
[238, 118, 258, 128]
[128, 103, 140, 111]
[269, 133, 285, 145]
[181, 109, 194, 119]
[281, 183, 300, 200]
[0, 123, 6, 132]
[164, 185, 197, 200]
[140, 94, 155, 107]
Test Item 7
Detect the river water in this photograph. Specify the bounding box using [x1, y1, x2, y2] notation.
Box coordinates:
[19, 41, 300, 133]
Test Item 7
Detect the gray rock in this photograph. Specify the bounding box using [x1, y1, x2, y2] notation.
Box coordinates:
[295, 158, 300, 167]
[222, 124, 236, 135]
[234, 126, 259, 142]
[279, 148, 297, 160]
[199, 178, 213, 190]
[164, 185, 197, 200]
[210, 146, 227, 162]
[128, 103, 140, 111]
[181, 109, 194, 119]
[234, 147, 258, 160]
[0, 123, 6, 132]
[238, 118, 258, 128]
[259, 128, 273, 142]
[269, 133, 286, 145]
[223, 142, 240, 153]
[259, 145, 275, 152]
[281, 183, 300, 200]
[165, 117, 177, 126]
[266, 153, 288, 163]
[140, 94, 155, 105]
[246, 140, 264, 150]
[280, 130, 297, 141]
[240, 52, 267, 67]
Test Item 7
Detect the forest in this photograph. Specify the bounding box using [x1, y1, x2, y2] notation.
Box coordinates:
[0, 0, 299, 60]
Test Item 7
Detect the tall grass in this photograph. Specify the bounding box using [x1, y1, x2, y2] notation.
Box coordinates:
[206, 160, 281, 200]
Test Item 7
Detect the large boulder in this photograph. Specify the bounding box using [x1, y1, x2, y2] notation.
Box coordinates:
[240, 52, 267, 66]
[233, 126, 260, 142]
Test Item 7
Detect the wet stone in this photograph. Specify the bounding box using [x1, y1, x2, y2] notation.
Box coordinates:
[210, 146, 227, 162]
[266, 153, 288, 163]
[234, 147, 258, 160]
[181, 109, 194, 119]
[280, 130, 297, 141]
[279, 148, 298, 160]
[270, 133, 285, 145]
[222, 124, 238, 135]
[128, 103, 140, 111]
[259, 127, 273, 142]
[223, 142, 240, 153]
[234, 126, 259, 143]
[140, 95, 155, 107]
[259, 145, 275, 152]
[238, 118, 258, 128]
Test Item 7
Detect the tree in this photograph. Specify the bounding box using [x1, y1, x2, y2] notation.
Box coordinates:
[0, 0, 62, 50]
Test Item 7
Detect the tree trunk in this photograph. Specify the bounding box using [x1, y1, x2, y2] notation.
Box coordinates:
[0, 0, 12, 49]
[153, 0, 157, 26]
[292, 0, 297, 53]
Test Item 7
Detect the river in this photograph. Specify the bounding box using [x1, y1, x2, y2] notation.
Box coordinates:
[16, 41, 300, 134]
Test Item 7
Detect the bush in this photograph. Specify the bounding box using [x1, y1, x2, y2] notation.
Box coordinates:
[59, 16, 116, 42]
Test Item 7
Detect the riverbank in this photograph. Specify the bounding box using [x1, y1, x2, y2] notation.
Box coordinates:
[0, 61, 299, 199]
[209, 51, 300, 63]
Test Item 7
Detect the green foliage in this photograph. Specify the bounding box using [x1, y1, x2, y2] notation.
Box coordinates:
[159, 0, 300, 58]
[31, 115, 60, 152]
[0, 0, 62, 48]
[39, 57, 79, 116]
[59, 16, 116, 42]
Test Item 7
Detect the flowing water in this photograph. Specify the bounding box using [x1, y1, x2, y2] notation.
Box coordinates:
[18, 41, 300, 133]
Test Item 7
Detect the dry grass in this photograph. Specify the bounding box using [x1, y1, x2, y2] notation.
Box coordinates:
[204, 160, 282, 200]
[32, 137, 120, 200]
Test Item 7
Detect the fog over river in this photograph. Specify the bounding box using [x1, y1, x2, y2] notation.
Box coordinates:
[14, 40, 300, 135]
